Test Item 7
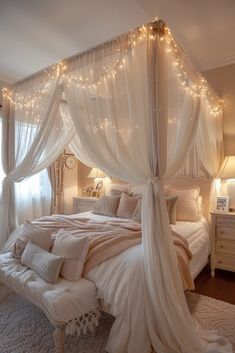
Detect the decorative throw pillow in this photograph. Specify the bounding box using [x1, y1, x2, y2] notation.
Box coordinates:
[165, 195, 178, 224]
[132, 198, 142, 223]
[13, 221, 52, 259]
[21, 241, 63, 284]
[167, 187, 200, 221]
[198, 196, 204, 217]
[110, 183, 130, 196]
[52, 229, 90, 281]
[116, 192, 140, 219]
[93, 195, 120, 217]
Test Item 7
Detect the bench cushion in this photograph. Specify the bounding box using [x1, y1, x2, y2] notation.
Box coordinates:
[0, 252, 100, 332]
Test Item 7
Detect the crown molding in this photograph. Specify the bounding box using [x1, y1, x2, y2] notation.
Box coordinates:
[200, 55, 235, 72]
[0, 72, 21, 85]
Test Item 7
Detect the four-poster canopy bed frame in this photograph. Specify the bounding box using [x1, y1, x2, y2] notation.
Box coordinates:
[0, 18, 228, 353]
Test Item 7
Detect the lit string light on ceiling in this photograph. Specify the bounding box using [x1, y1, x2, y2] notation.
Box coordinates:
[2, 21, 222, 117]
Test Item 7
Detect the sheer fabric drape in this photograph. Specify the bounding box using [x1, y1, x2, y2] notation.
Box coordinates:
[0, 76, 75, 247]
[1, 21, 229, 353]
[63, 25, 228, 353]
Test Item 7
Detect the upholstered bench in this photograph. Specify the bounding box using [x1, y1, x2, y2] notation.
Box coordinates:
[0, 252, 100, 353]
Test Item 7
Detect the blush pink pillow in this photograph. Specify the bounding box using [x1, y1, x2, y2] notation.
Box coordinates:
[116, 192, 140, 219]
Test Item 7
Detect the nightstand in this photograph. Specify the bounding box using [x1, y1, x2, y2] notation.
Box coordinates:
[73, 197, 98, 214]
[210, 211, 235, 277]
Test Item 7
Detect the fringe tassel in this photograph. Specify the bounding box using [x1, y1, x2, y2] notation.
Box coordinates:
[65, 306, 101, 336]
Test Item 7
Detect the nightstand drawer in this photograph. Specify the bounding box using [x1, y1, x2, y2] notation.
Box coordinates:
[216, 239, 235, 255]
[216, 254, 235, 271]
[216, 226, 235, 240]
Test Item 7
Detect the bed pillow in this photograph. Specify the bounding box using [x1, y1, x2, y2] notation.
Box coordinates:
[21, 241, 63, 284]
[13, 221, 52, 259]
[132, 198, 142, 222]
[110, 183, 130, 196]
[52, 229, 90, 281]
[131, 195, 178, 224]
[198, 195, 204, 217]
[167, 187, 200, 221]
[165, 195, 178, 224]
[116, 192, 140, 219]
[93, 195, 120, 217]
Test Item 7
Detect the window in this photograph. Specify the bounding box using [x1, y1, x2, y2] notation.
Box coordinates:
[0, 112, 51, 225]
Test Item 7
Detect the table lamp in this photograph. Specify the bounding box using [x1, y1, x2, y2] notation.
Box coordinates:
[217, 156, 235, 211]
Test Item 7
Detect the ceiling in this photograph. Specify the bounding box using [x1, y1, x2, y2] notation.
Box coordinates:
[1, 0, 235, 83]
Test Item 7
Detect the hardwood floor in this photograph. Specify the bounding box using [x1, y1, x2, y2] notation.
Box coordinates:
[194, 264, 235, 305]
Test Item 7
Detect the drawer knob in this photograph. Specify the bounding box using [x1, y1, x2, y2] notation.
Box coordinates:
[218, 260, 222, 264]
[220, 231, 224, 234]
[220, 245, 224, 249]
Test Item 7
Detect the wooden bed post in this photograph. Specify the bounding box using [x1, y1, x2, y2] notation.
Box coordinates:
[54, 325, 65, 353]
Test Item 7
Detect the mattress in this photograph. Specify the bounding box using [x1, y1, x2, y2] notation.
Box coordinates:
[171, 217, 210, 278]
[82, 211, 210, 279]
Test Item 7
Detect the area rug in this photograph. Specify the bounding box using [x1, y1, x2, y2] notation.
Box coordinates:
[0, 292, 234, 353]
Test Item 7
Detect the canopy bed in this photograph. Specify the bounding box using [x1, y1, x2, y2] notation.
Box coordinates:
[0, 19, 232, 353]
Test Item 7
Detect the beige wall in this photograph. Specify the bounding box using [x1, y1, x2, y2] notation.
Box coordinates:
[63, 160, 79, 214]
[203, 64, 235, 156]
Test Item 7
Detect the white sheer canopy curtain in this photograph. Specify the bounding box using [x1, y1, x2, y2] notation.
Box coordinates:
[1, 19, 229, 353]
[1, 72, 75, 247]
[63, 22, 229, 353]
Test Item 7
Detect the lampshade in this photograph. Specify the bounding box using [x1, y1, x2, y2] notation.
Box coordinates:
[87, 167, 107, 179]
[217, 156, 235, 179]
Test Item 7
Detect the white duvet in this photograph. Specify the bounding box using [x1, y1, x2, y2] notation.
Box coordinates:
[83, 212, 210, 353]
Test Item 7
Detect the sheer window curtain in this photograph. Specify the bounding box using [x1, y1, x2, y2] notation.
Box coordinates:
[0, 76, 75, 247]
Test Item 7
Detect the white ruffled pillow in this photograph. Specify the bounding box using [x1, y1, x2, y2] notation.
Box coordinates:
[21, 241, 63, 284]
[52, 229, 90, 281]
[167, 186, 200, 222]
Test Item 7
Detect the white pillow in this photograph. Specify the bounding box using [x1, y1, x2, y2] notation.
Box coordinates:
[198, 195, 204, 217]
[52, 229, 90, 281]
[93, 195, 120, 217]
[21, 241, 63, 284]
[167, 187, 200, 221]
[13, 221, 52, 259]
[110, 183, 130, 195]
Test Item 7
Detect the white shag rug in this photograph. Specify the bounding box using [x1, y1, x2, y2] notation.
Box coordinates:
[0, 292, 234, 353]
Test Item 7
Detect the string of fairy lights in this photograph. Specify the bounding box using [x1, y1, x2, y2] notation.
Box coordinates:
[2, 22, 222, 117]
[163, 26, 222, 116]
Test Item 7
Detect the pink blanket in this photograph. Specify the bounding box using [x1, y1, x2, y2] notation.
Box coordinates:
[31, 214, 194, 290]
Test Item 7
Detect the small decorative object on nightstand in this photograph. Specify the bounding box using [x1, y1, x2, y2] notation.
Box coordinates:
[73, 197, 97, 214]
[210, 211, 235, 277]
